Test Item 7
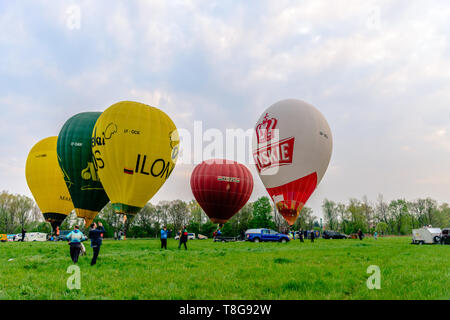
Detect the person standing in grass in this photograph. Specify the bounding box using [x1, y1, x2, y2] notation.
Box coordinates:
[298, 229, 304, 243]
[358, 229, 363, 240]
[20, 228, 26, 242]
[374, 231, 378, 240]
[178, 226, 188, 250]
[160, 226, 168, 250]
[89, 222, 105, 266]
[310, 230, 315, 243]
[67, 225, 87, 264]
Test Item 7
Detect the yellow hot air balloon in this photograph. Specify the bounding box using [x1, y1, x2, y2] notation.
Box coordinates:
[92, 101, 179, 216]
[25, 137, 74, 230]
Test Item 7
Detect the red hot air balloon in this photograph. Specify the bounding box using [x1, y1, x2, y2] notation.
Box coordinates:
[252, 99, 333, 226]
[190, 159, 254, 224]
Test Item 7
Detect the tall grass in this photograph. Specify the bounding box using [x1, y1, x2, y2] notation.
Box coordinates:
[0, 237, 447, 300]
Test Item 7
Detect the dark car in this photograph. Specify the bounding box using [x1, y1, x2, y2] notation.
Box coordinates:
[322, 230, 348, 239]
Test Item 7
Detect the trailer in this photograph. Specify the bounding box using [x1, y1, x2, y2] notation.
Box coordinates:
[412, 227, 442, 245]
[213, 235, 238, 243]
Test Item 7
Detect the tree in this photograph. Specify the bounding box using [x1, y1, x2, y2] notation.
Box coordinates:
[228, 203, 253, 235]
[10, 194, 34, 230]
[375, 222, 388, 235]
[0, 191, 15, 233]
[347, 198, 367, 233]
[388, 199, 410, 235]
[168, 200, 189, 232]
[250, 197, 275, 229]
[322, 199, 338, 230]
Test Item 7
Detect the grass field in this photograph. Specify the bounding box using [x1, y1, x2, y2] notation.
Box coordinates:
[0, 237, 448, 300]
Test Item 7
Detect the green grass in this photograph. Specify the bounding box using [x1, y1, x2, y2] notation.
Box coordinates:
[0, 237, 448, 300]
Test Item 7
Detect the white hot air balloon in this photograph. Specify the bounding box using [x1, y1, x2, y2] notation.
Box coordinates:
[252, 99, 333, 226]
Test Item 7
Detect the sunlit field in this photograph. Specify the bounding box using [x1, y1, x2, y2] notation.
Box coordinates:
[0, 237, 448, 300]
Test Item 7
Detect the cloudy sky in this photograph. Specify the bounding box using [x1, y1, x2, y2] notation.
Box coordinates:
[1, 0, 449, 218]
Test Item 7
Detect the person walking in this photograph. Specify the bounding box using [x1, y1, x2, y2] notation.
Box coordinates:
[160, 226, 169, 250]
[310, 230, 315, 243]
[88, 222, 105, 266]
[178, 226, 188, 250]
[373, 231, 378, 240]
[66, 225, 87, 264]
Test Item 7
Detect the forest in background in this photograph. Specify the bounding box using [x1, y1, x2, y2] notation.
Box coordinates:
[1, 191, 449, 238]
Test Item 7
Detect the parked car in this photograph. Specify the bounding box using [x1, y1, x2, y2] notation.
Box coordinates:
[0, 234, 7, 242]
[440, 228, 450, 245]
[245, 228, 290, 243]
[322, 230, 348, 239]
[412, 227, 442, 244]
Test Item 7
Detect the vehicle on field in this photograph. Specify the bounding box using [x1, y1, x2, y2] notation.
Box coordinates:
[412, 227, 442, 245]
[7, 234, 18, 242]
[197, 234, 208, 240]
[322, 230, 348, 239]
[440, 228, 450, 245]
[0, 234, 7, 242]
[22, 232, 48, 242]
[214, 235, 238, 242]
[245, 228, 290, 243]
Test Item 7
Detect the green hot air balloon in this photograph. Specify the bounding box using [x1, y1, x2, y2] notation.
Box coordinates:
[57, 112, 110, 226]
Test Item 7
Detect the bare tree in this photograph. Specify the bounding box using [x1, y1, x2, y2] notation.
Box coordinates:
[322, 199, 338, 230]
[11, 194, 34, 229]
[168, 200, 189, 232]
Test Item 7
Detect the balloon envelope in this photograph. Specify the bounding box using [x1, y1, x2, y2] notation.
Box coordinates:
[252, 99, 333, 225]
[92, 101, 179, 216]
[25, 137, 74, 230]
[57, 112, 110, 226]
[190, 159, 254, 224]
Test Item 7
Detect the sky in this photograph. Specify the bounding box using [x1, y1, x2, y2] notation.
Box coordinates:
[1, 0, 449, 218]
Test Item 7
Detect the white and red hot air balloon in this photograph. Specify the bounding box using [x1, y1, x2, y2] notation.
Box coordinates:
[252, 99, 333, 226]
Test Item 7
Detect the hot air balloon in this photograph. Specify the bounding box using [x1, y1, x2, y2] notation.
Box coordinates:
[91, 101, 179, 217]
[252, 99, 332, 226]
[190, 159, 254, 224]
[25, 137, 74, 230]
[57, 112, 110, 226]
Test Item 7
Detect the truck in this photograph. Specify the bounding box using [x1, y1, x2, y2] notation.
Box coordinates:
[22, 232, 48, 242]
[412, 227, 442, 245]
[245, 228, 290, 243]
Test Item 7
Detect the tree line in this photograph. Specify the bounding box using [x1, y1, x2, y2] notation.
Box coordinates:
[322, 195, 450, 235]
[1, 190, 449, 237]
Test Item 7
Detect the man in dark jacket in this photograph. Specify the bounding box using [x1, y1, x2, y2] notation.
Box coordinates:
[310, 230, 315, 243]
[89, 222, 105, 266]
[358, 229, 364, 240]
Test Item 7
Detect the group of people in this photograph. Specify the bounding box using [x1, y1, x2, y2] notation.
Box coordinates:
[295, 229, 316, 243]
[160, 226, 189, 250]
[66, 222, 105, 266]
